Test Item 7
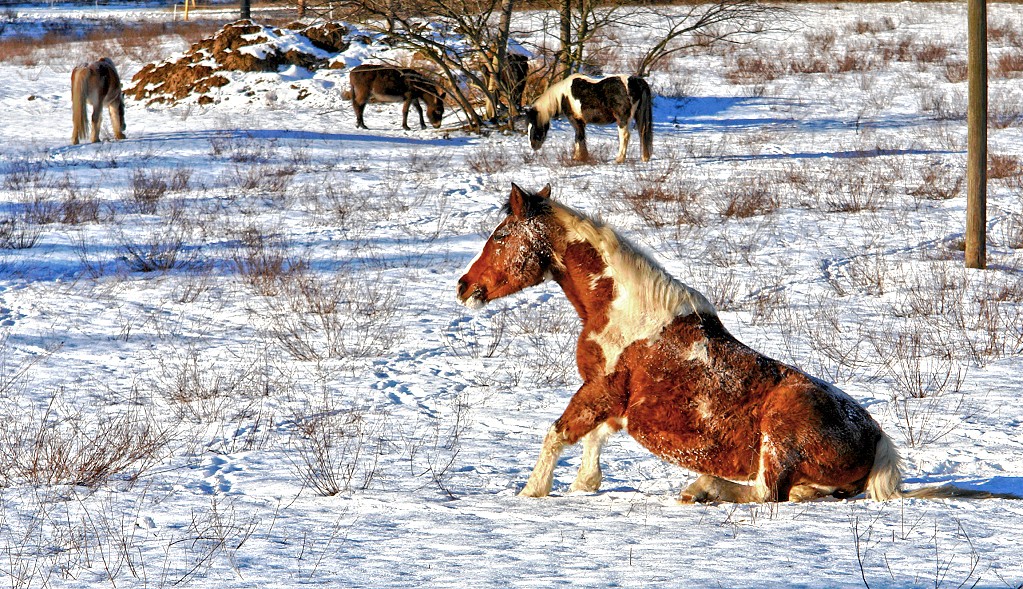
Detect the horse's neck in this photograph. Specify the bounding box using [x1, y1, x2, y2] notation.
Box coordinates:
[550, 210, 718, 369]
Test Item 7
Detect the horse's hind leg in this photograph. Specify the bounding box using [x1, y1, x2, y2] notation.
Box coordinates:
[569, 117, 588, 161]
[107, 101, 124, 140]
[89, 100, 102, 143]
[679, 474, 776, 504]
[405, 98, 425, 130]
[680, 445, 796, 503]
[353, 95, 368, 129]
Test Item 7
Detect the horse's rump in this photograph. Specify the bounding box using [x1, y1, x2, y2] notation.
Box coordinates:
[71, 57, 124, 145]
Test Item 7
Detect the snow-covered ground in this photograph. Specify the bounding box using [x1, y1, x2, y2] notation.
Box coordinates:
[1, 3, 1023, 587]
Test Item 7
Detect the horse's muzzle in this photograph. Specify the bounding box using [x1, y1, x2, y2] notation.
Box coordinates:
[456, 279, 486, 309]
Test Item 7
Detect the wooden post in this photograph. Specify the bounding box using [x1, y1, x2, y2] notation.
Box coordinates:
[966, 0, 987, 269]
[241, 0, 251, 20]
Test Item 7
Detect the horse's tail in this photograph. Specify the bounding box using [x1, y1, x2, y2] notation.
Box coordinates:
[867, 431, 1022, 500]
[865, 431, 903, 501]
[634, 77, 653, 162]
[71, 66, 88, 144]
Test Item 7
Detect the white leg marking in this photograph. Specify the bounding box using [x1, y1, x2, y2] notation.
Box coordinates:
[520, 425, 567, 497]
[570, 422, 616, 493]
[616, 125, 630, 163]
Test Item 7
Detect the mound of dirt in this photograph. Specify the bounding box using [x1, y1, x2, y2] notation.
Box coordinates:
[127, 20, 357, 105]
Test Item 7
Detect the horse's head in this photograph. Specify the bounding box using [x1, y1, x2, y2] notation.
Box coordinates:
[426, 87, 446, 128]
[457, 183, 556, 309]
[524, 107, 548, 150]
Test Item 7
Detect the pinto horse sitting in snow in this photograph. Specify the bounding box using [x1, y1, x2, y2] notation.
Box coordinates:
[349, 64, 446, 131]
[71, 57, 126, 145]
[457, 184, 1012, 503]
[525, 74, 652, 164]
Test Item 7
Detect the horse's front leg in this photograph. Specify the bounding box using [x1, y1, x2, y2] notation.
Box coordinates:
[520, 381, 621, 497]
[569, 117, 588, 161]
[615, 123, 631, 164]
[570, 421, 618, 493]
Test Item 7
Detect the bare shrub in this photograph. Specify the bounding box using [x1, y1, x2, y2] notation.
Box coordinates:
[623, 170, 706, 228]
[0, 391, 171, 487]
[919, 88, 966, 120]
[444, 309, 508, 359]
[804, 29, 836, 54]
[262, 266, 406, 361]
[0, 217, 41, 250]
[402, 393, 472, 498]
[117, 212, 196, 272]
[288, 396, 387, 496]
[914, 41, 949, 64]
[995, 50, 1023, 78]
[466, 142, 513, 174]
[909, 164, 964, 200]
[720, 177, 778, 219]
[129, 169, 168, 215]
[849, 16, 896, 35]
[508, 298, 578, 387]
[227, 164, 296, 197]
[844, 252, 890, 296]
[988, 89, 1023, 128]
[943, 60, 968, 83]
[869, 325, 968, 447]
[2, 158, 46, 191]
[996, 212, 1023, 249]
[726, 54, 783, 84]
[988, 154, 1022, 180]
[232, 228, 304, 296]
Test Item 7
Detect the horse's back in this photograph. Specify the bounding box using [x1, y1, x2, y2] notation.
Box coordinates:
[350, 65, 412, 96]
[619, 312, 882, 487]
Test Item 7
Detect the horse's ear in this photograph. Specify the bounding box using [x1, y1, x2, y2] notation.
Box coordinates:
[508, 183, 529, 218]
[537, 183, 552, 199]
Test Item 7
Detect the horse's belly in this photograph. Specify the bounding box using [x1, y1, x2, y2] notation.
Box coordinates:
[625, 398, 759, 480]
[582, 110, 616, 125]
[370, 92, 405, 103]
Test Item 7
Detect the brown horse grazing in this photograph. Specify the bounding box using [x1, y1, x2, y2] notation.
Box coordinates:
[349, 64, 446, 131]
[71, 57, 126, 145]
[457, 184, 1018, 503]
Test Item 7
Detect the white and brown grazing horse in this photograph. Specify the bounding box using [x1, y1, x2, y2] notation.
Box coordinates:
[525, 74, 652, 164]
[457, 184, 1016, 503]
[349, 64, 446, 131]
[71, 57, 126, 145]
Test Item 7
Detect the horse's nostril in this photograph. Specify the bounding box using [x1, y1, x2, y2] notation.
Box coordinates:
[456, 279, 468, 297]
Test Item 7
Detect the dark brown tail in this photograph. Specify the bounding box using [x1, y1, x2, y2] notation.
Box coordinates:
[634, 77, 653, 162]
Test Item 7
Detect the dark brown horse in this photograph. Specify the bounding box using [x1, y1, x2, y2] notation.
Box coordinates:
[501, 53, 528, 113]
[71, 57, 126, 145]
[457, 184, 1015, 503]
[349, 64, 445, 131]
[525, 74, 652, 163]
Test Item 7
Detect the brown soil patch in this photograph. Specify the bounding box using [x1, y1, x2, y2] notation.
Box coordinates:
[127, 20, 352, 105]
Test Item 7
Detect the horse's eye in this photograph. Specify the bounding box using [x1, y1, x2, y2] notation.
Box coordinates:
[493, 228, 510, 242]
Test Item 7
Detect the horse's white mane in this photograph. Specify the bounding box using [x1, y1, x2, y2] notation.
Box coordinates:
[548, 201, 717, 372]
[531, 74, 602, 127]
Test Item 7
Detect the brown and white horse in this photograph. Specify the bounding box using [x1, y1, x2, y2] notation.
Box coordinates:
[457, 184, 1013, 503]
[349, 64, 446, 131]
[525, 74, 652, 164]
[71, 57, 126, 145]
